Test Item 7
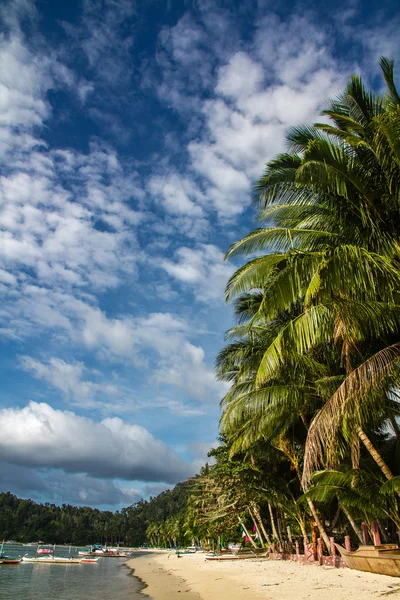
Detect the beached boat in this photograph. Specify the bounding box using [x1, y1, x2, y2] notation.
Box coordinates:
[335, 544, 400, 576]
[205, 552, 267, 561]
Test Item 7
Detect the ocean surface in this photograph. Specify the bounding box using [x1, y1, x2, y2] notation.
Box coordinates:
[0, 545, 148, 600]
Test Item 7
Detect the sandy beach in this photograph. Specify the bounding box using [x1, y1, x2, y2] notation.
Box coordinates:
[127, 551, 400, 600]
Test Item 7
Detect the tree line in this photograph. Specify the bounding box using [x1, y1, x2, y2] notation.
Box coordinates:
[0, 485, 189, 547]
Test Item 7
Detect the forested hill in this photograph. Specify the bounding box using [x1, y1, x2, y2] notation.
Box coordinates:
[0, 483, 190, 546]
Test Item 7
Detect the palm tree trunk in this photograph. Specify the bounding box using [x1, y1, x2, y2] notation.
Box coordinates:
[276, 510, 284, 543]
[298, 517, 309, 546]
[268, 503, 282, 551]
[341, 505, 363, 544]
[292, 461, 332, 554]
[238, 516, 258, 550]
[251, 502, 272, 546]
[306, 497, 332, 555]
[248, 505, 266, 547]
[357, 427, 394, 480]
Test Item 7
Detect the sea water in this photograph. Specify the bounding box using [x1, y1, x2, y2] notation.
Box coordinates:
[0, 547, 148, 600]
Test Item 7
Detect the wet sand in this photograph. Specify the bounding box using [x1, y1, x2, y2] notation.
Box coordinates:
[127, 551, 400, 600]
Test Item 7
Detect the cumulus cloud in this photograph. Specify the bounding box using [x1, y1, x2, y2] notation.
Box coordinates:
[149, 173, 205, 217]
[151, 11, 349, 220]
[0, 402, 194, 483]
[19, 354, 211, 415]
[19, 356, 121, 409]
[159, 244, 235, 303]
[155, 340, 228, 402]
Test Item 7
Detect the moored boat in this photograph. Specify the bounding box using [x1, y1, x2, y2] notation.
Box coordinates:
[80, 557, 99, 563]
[0, 543, 23, 565]
[0, 558, 22, 565]
[22, 556, 83, 564]
[335, 544, 400, 576]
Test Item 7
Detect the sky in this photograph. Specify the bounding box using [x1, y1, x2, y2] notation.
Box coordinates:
[0, 0, 399, 510]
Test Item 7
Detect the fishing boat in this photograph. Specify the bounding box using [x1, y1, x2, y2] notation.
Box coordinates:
[0, 558, 22, 565]
[22, 544, 82, 565]
[0, 542, 23, 565]
[80, 557, 99, 563]
[22, 555, 83, 564]
[335, 544, 400, 576]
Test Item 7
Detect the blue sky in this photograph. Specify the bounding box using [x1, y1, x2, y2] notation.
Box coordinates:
[0, 0, 398, 510]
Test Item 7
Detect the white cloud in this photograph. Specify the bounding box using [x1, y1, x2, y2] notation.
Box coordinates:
[0, 402, 193, 483]
[160, 244, 235, 303]
[216, 51, 264, 100]
[0, 16, 144, 298]
[19, 356, 120, 408]
[152, 13, 349, 220]
[155, 340, 228, 402]
[13, 296, 224, 405]
[149, 173, 204, 217]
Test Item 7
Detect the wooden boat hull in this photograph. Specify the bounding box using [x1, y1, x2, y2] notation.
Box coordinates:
[335, 544, 400, 577]
[0, 558, 22, 565]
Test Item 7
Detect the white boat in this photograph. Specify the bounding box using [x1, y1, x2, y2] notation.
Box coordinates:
[22, 555, 83, 564]
[80, 557, 99, 563]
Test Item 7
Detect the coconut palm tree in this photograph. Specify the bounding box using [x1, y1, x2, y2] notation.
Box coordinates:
[222, 57, 400, 488]
[216, 294, 335, 551]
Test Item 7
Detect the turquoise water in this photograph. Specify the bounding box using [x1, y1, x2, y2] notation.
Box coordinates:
[0, 547, 148, 600]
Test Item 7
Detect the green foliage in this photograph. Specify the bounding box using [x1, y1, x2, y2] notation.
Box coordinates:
[0, 483, 190, 547]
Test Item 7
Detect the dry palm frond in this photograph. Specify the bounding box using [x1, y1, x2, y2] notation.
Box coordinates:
[303, 344, 400, 486]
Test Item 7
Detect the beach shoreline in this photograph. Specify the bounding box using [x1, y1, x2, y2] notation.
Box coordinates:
[127, 551, 400, 600]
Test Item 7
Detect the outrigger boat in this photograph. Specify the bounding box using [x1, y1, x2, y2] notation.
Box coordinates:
[22, 555, 83, 564]
[0, 558, 22, 565]
[0, 543, 23, 565]
[78, 545, 131, 558]
[335, 544, 400, 577]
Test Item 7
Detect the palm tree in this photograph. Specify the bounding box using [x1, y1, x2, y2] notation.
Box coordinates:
[222, 57, 400, 490]
[217, 317, 333, 551]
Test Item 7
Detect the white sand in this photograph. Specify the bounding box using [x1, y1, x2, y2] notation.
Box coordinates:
[127, 551, 400, 600]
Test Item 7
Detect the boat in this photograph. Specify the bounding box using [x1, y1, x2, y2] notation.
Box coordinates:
[205, 552, 268, 561]
[335, 544, 400, 576]
[0, 543, 23, 565]
[0, 558, 22, 565]
[22, 556, 83, 564]
[80, 557, 99, 563]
